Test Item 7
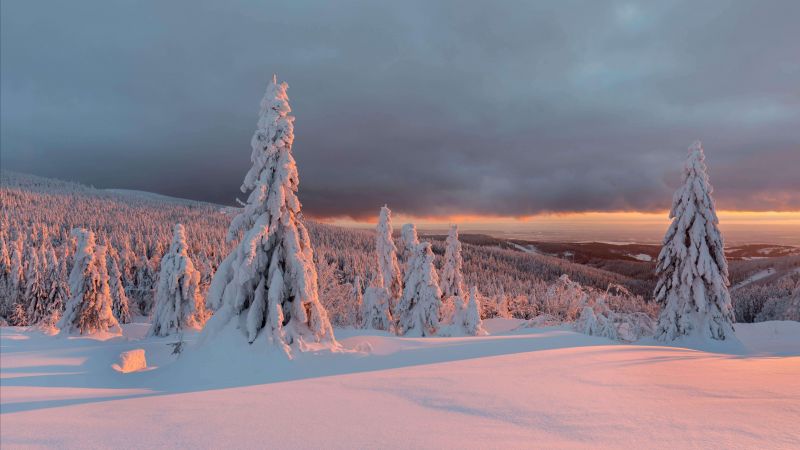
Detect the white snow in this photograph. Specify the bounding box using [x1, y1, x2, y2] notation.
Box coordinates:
[2, 320, 799, 449]
[731, 268, 775, 291]
[112, 349, 147, 373]
[508, 242, 540, 254]
[628, 253, 652, 262]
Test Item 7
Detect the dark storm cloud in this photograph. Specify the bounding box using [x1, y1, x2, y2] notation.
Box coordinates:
[2, 0, 799, 219]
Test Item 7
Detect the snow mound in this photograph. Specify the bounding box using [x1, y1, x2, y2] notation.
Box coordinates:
[112, 349, 147, 373]
[628, 253, 652, 261]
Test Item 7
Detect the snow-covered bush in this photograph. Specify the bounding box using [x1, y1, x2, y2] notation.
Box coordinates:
[517, 275, 656, 342]
[362, 286, 393, 331]
[787, 281, 800, 321]
[654, 142, 735, 341]
[575, 304, 617, 340]
[317, 259, 361, 327]
[541, 274, 590, 321]
[754, 280, 800, 322]
[112, 349, 147, 373]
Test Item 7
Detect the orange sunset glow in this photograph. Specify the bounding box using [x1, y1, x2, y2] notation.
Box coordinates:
[324, 210, 800, 245]
[2, 1, 798, 448]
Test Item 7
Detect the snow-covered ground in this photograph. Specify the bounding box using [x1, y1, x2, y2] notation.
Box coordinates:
[731, 268, 776, 291]
[2, 319, 799, 449]
[628, 253, 652, 262]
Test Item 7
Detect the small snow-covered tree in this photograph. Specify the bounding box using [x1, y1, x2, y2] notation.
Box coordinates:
[107, 248, 131, 324]
[132, 253, 157, 315]
[0, 232, 10, 278]
[8, 301, 28, 326]
[204, 75, 336, 354]
[41, 247, 69, 326]
[0, 232, 11, 313]
[401, 223, 419, 258]
[58, 229, 121, 335]
[6, 236, 26, 313]
[362, 286, 393, 331]
[23, 245, 50, 324]
[441, 225, 466, 300]
[352, 275, 364, 326]
[575, 303, 618, 340]
[397, 225, 442, 336]
[654, 141, 735, 342]
[443, 285, 487, 336]
[150, 224, 207, 336]
[463, 286, 485, 335]
[440, 224, 466, 322]
[376, 206, 402, 309]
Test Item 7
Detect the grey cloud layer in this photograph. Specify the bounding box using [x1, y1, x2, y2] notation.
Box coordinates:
[2, 0, 798, 219]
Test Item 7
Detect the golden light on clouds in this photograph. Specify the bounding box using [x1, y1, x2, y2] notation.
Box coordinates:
[319, 210, 800, 245]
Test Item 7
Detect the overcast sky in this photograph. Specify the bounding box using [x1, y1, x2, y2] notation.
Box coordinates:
[2, 0, 799, 220]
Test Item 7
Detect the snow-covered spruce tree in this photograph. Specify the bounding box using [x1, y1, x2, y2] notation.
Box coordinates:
[204, 75, 336, 354]
[401, 223, 419, 259]
[352, 275, 364, 326]
[6, 236, 26, 313]
[442, 285, 486, 336]
[376, 206, 402, 309]
[8, 301, 28, 327]
[440, 224, 466, 323]
[24, 246, 50, 324]
[107, 248, 131, 324]
[42, 247, 69, 326]
[654, 141, 735, 342]
[0, 232, 11, 313]
[441, 225, 466, 300]
[396, 225, 442, 336]
[150, 224, 207, 337]
[58, 229, 121, 335]
[362, 286, 393, 331]
[463, 286, 485, 335]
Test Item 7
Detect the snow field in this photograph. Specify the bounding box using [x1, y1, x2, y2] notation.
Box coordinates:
[2, 319, 799, 449]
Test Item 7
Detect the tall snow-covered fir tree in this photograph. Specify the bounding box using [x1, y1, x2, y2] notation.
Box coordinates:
[376, 206, 402, 310]
[204, 75, 336, 354]
[150, 224, 207, 337]
[441, 225, 466, 300]
[23, 246, 47, 323]
[397, 224, 442, 336]
[654, 141, 735, 342]
[58, 229, 121, 335]
[440, 224, 466, 323]
[42, 247, 69, 325]
[100, 237, 131, 324]
[108, 249, 131, 324]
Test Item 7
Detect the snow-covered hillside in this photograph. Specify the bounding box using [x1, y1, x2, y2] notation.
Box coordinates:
[0, 169, 656, 330]
[2, 320, 798, 448]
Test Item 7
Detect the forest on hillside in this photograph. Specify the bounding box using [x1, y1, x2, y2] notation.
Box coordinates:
[2, 170, 797, 333]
